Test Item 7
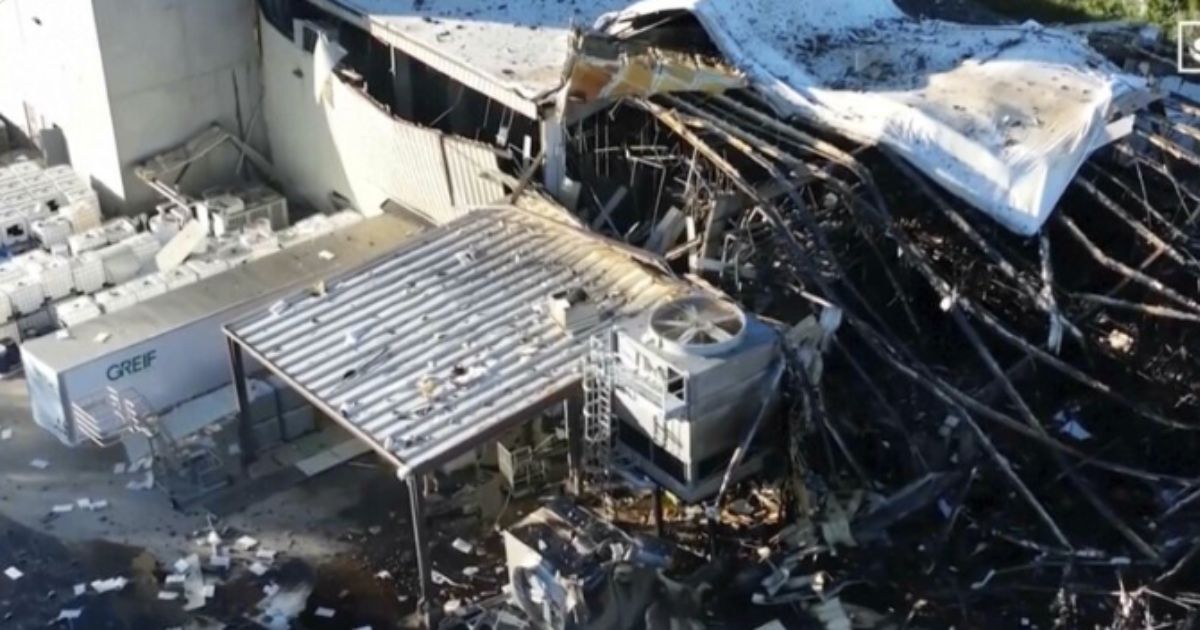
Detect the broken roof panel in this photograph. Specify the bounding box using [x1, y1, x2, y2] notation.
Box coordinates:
[310, 0, 632, 114]
[226, 206, 685, 476]
[599, 0, 1151, 235]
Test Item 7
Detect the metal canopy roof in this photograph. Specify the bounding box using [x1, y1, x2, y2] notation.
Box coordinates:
[225, 206, 684, 477]
[309, 0, 631, 118]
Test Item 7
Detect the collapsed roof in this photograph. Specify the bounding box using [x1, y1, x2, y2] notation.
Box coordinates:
[594, 0, 1151, 235]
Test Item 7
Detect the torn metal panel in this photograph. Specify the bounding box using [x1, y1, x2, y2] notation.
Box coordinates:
[225, 206, 686, 477]
[442, 136, 506, 212]
[565, 33, 745, 104]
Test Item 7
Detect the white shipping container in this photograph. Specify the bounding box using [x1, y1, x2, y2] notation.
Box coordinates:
[20, 213, 418, 446]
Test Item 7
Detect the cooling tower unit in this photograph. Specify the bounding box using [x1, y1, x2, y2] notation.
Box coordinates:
[612, 295, 782, 503]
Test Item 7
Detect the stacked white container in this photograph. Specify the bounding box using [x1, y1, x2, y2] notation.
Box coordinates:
[37, 256, 74, 300]
[94, 286, 139, 313]
[101, 217, 137, 243]
[32, 216, 73, 247]
[3, 278, 46, 315]
[68, 228, 109, 256]
[128, 274, 167, 301]
[54, 296, 103, 328]
[0, 292, 11, 324]
[98, 244, 142, 285]
[186, 258, 229, 280]
[160, 265, 199, 290]
[62, 190, 102, 232]
[124, 232, 162, 267]
[71, 253, 106, 294]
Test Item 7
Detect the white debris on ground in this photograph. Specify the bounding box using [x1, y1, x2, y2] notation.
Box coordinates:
[29, 458, 48, 469]
[5, 566, 23, 581]
[599, 0, 1147, 235]
[90, 576, 129, 593]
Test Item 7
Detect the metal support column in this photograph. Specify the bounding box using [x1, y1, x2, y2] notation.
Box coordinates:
[541, 89, 569, 200]
[407, 474, 438, 627]
[653, 485, 665, 538]
[564, 398, 583, 496]
[228, 337, 256, 473]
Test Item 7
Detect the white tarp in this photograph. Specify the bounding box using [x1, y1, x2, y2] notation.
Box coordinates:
[598, 0, 1149, 235]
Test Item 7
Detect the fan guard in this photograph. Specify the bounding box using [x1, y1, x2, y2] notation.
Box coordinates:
[649, 295, 746, 356]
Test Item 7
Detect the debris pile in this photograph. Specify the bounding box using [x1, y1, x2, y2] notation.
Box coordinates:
[552, 19, 1200, 629]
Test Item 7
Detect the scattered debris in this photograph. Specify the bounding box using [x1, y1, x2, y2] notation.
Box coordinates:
[29, 458, 48, 469]
[5, 566, 23, 581]
[90, 577, 128, 594]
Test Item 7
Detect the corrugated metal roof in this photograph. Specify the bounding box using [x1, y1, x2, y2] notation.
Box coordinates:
[226, 206, 685, 476]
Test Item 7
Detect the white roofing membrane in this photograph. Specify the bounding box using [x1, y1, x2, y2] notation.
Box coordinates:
[326, 0, 630, 99]
[600, 0, 1149, 235]
[227, 207, 684, 476]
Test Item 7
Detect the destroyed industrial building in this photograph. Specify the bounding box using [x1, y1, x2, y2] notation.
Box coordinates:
[2, 0, 1200, 628]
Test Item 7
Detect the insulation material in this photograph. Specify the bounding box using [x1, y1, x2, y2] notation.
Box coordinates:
[599, 0, 1150, 235]
[565, 35, 746, 102]
[32, 216, 73, 248]
[94, 287, 139, 314]
[54, 296, 102, 328]
[4, 279, 46, 315]
[71, 254, 106, 294]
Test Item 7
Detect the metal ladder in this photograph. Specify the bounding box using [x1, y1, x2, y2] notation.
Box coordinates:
[582, 328, 616, 474]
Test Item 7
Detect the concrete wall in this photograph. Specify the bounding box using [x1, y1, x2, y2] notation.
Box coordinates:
[92, 0, 267, 212]
[0, 0, 265, 215]
[0, 0, 125, 206]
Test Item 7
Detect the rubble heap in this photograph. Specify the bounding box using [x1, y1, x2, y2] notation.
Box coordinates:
[555, 22, 1200, 629]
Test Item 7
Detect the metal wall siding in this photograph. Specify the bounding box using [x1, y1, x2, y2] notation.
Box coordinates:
[331, 78, 453, 219]
[229, 207, 683, 474]
[442, 136, 506, 212]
